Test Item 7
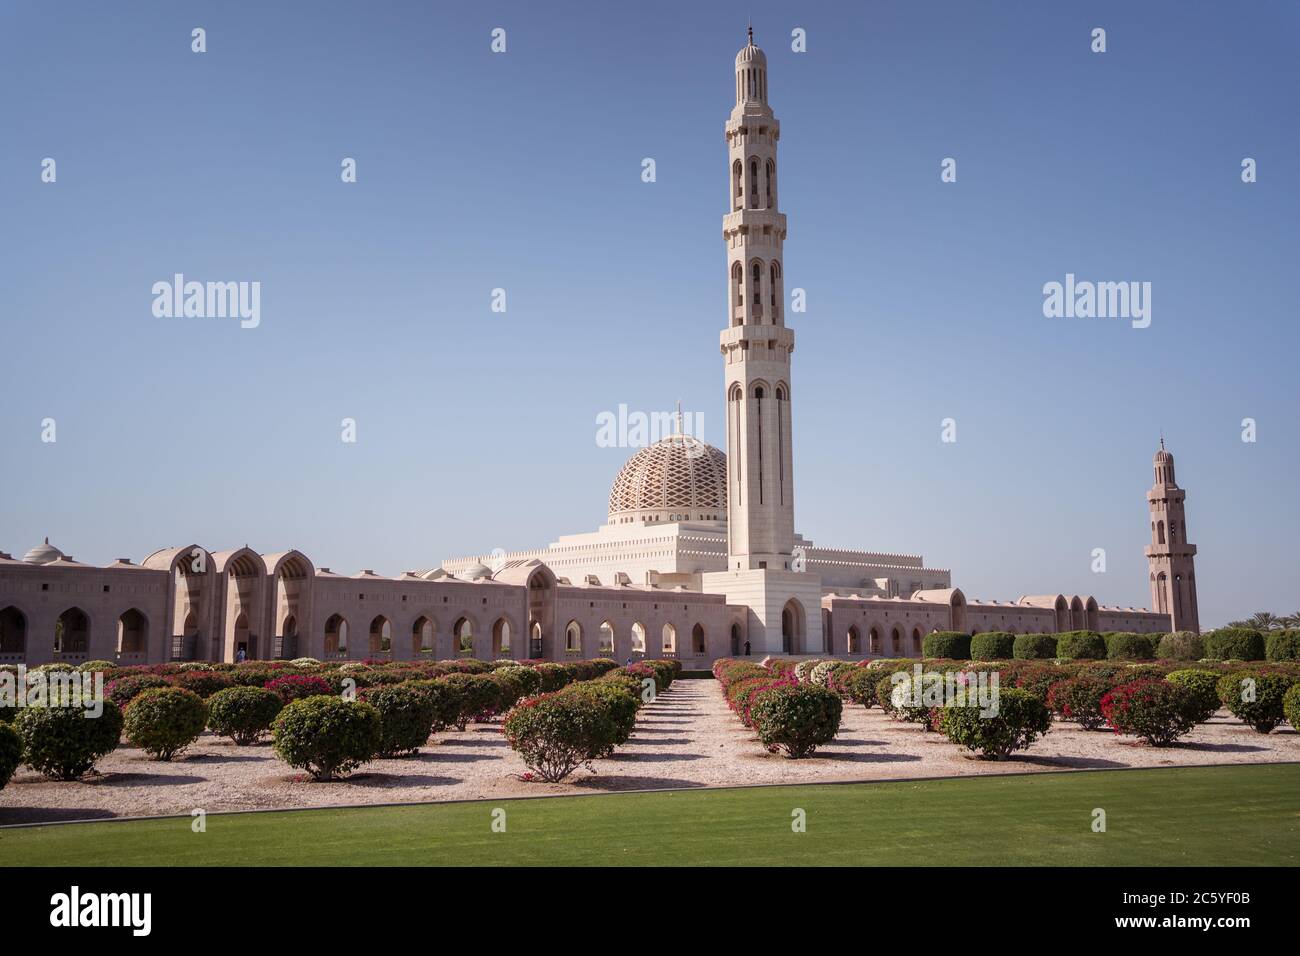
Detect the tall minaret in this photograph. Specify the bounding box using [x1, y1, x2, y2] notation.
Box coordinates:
[1145, 439, 1200, 632]
[721, 28, 795, 571]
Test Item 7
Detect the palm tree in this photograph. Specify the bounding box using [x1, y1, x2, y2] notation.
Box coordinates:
[1283, 612, 1300, 629]
[1247, 611, 1281, 631]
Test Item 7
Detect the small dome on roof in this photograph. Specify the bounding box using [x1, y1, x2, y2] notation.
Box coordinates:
[23, 537, 65, 565]
[462, 562, 494, 581]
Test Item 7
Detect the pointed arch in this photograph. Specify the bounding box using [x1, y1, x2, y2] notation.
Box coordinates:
[598, 620, 615, 655]
[55, 607, 89, 655]
[369, 615, 392, 654]
[117, 608, 148, 656]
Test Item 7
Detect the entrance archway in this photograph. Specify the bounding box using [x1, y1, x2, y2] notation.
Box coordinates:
[55, 607, 89, 655]
[781, 599, 804, 655]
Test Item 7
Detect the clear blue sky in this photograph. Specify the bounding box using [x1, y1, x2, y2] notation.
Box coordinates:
[2, 1, 1296, 628]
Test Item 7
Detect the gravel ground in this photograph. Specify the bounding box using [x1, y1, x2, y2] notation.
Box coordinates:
[2, 679, 1297, 825]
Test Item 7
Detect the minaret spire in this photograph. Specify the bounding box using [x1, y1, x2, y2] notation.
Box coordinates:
[720, 29, 793, 569]
[1145, 441, 1200, 633]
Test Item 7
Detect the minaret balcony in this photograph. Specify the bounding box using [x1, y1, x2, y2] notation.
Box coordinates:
[724, 209, 786, 233]
[720, 324, 795, 352]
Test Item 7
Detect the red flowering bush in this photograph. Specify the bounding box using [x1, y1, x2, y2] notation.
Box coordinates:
[503, 691, 620, 782]
[1046, 674, 1116, 730]
[271, 696, 381, 780]
[105, 674, 169, 708]
[166, 670, 235, 699]
[265, 674, 333, 704]
[1101, 679, 1202, 746]
[939, 688, 1051, 759]
[749, 684, 842, 758]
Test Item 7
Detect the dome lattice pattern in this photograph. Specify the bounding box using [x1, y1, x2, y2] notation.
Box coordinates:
[608, 436, 728, 520]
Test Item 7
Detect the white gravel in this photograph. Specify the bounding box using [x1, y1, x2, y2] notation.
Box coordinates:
[2, 679, 1297, 825]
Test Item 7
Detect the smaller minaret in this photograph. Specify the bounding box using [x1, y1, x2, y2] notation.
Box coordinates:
[1145, 439, 1200, 632]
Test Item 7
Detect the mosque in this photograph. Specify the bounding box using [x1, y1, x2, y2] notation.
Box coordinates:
[0, 32, 1196, 670]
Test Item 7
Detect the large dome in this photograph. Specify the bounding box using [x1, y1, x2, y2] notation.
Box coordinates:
[608, 435, 728, 524]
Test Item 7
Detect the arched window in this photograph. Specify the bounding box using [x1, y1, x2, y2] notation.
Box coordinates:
[599, 621, 614, 654]
[869, 627, 881, 655]
[749, 158, 758, 203]
[730, 623, 741, 656]
[565, 620, 582, 652]
[912, 627, 922, 655]
[847, 626, 861, 655]
[413, 616, 434, 655]
[1157, 520, 1165, 544]
[765, 159, 774, 205]
[692, 623, 705, 655]
[55, 607, 89, 654]
[117, 608, 147, 655]
[662, 623, 677, 653]
[769, 260, 780, 308]
[731, 261, 744, 323]
[369, 615, 392, 654]
[454, 617, 474, 654]
[493, 618, 511, 655]
[751, 261, 762, 315]
[632, 622, 646, 653]
[732, 159, 743, 202]
[325, 614, 348, 658]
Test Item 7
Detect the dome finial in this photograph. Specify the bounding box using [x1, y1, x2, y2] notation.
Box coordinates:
[675, 399, 683, 435]
[748, 23, 754, 46]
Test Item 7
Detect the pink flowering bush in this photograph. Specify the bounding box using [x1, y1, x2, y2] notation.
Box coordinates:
[265, 674, 333, 704]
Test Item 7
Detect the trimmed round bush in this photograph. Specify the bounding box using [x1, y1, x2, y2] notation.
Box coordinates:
[922, 632, 971, 660]
[842, 667, 881, 706]
[122, 687, 208, 761]
[1012, 634, 1058, 660]
[503, 692, 619, 782]
[15, 698, 124, 780]
[1046, 674, 1115, 730]
[970, 632, 1015, 661]
[206, 686, 284, 745]
[359, 684, 439, 757]
[1203, 628, 1265, 661]
[405, 679, 463, 735]
[1164, 669, 1222, 723]
[1284, 684, 1300, 733]
[265, 674, 332, 704]
[77, 660, 115, 672]
[1056, 631, 1106, 660]
[1105, 633, 1155, 661]
[1214, 671, 1296, 733]
[1265, 630, 1300, 662]
[0, 722, 21, 789]
[105, 674, 169, 708]
[749, 683, 842, 758]
[440, 673, 502, 728]
[1101, 679, 1202, 746]
[1156, 631, 1205, 661]
[271, 696, 381, 780]
[559, 680, 640, 747]
[938, 687, 1051, 758]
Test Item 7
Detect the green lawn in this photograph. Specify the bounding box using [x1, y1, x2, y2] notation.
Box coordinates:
[3, 764, 1298, 866]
